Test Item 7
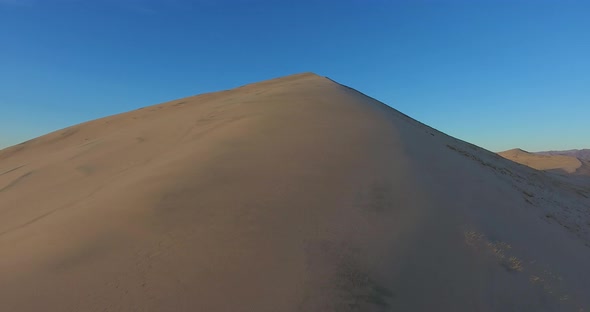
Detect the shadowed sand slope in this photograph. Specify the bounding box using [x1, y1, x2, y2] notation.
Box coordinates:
[499, 148, 584, 174]
[1, 73, 590, 311]
[538, 149, 590, 161]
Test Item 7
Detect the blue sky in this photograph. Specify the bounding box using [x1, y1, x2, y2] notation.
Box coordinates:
[1, 0, 588, 152]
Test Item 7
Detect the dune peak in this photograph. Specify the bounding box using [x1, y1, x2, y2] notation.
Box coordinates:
[1, 75, 590, 311]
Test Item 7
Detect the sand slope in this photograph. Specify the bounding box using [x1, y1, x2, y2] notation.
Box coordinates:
[499, 148, 586, 174]
[538, 149, 590, 161]
[1, 73, 590, 311]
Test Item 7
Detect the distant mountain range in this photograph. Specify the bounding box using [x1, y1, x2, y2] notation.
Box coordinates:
[535, 149, 590, 161]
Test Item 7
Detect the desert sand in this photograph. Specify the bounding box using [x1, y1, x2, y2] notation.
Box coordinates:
[1, 73, 590, 311]
[499, 148, 589, 175]
[537, 149, 590, 161]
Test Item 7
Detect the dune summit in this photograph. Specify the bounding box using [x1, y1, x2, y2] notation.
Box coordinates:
[1, 73, 590, 311]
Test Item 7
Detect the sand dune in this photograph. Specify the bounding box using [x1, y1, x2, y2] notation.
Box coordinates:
[1, 73, 590, 311]
[499, 148, 586, 174]
[538, 149, 590, 161]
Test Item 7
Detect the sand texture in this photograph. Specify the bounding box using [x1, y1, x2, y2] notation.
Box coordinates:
[1, 73, 590, 311]
[499, 148, 587, 175]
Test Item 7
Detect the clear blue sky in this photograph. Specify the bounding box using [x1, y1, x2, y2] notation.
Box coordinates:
[1, 0, 588, 152]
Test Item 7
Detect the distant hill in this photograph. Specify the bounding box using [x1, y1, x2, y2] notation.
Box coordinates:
[499, 148, 590, 175]
[536, 149, 590, 161]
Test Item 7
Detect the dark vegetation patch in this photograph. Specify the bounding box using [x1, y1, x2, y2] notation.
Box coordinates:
[301, 241, 395, 311]
[76, 165, 96, 176]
